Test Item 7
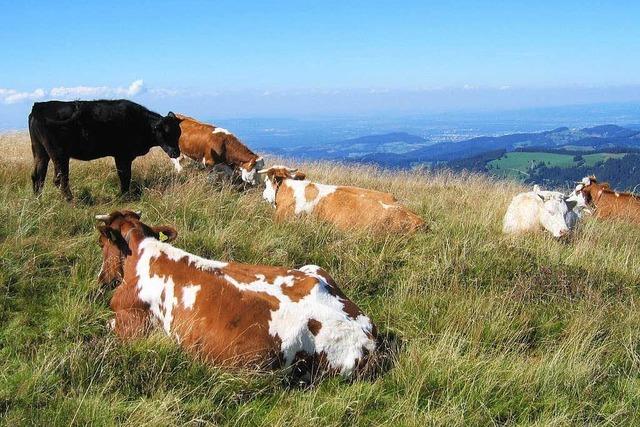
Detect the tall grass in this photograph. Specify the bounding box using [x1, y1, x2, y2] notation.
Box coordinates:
[1, 132, 640, 426]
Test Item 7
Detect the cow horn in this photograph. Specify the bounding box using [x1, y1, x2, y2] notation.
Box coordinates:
[95, 214, 110, 222]
[257, 169, 269, 174]
[286, 168, 298, 173]
[134, 210, 142, 217]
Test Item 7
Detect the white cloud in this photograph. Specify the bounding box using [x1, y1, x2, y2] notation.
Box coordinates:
[0, 79, 150, 104]
[49, 79, 145, 99]
[0, 88, 46, 104]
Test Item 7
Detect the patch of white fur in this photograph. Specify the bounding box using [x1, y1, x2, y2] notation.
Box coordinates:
[212, 127, 231, 135]
[284, 180, 337, 214]
[182, 285, 201, 310]
[223, 266, 375, 375]
[379, 201, 398, 210]
[161, 281, 177, 334]
[239, 158, 263, 185]
[262, 176, 277, 205]
[134, 239, 375, 376]
[135, 239, 228, 334]
[171, 155, 184, 173]
[503, 188, 570, 238]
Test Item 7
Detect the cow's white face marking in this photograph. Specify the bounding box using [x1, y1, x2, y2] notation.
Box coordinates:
[182, 285, 201, 310]
[566, 189, 588, 209]
[171, 155, 184, 173]
[262, 176, 277, 205]
[539, 196, 570, 238]
[241, 167, 257, 184]
[285, 180, 337, 214]
[240, 157, 264, 185]
[132, 238, 375, 375]
[212, 127, 231, 135]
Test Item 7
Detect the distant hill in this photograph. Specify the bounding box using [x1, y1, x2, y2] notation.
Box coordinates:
[279, 132, 429, 161]
[351, 125, 640, 167]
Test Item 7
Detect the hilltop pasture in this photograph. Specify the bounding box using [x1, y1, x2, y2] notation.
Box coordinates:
[488, 151, 627, 180]
[2, 132, 640, 425]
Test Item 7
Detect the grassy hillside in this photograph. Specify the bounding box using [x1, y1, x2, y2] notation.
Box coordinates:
[2, 132, 640, 426]
[488, 151, 627, 179]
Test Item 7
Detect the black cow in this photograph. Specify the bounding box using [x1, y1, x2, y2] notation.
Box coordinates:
[28, 99, 182, 200]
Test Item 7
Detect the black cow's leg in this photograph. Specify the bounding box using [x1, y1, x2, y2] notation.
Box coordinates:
[30, 138, 50, 195]
[52, 164, 61, 188]
[115, 157, 132, 195]
[53, 157, 73, 201]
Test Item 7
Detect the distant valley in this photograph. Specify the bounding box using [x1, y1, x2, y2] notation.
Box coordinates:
[259, 124, 640, 190]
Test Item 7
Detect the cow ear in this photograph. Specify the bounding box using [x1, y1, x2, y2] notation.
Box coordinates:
[565, 200, 577, 211]
[98, 225, 120, 243]
[151, 225, 177, 243]
[292, 172, 306, 180]
[167, 111, 176, 119]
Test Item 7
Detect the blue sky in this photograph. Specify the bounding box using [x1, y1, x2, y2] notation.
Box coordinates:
[1, 0, 640, 126]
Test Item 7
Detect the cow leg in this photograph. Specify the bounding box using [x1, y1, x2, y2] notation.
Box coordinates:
[52, 164, 61, 187]
[31, 152, 50, 195]
[114, 157, 133, 194]
[52, 156, 73, 201]
[30, 138, 50, 195]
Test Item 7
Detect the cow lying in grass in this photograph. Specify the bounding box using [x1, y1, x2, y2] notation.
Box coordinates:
[96, 210, 377, 380]
[574, 176, 640, 224]
[171, 114, 264, 185]
[257, 166, 426, 233]
[503, 185, 587, 238]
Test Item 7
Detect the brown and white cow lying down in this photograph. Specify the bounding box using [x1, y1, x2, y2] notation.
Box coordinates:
[172, 114, 264, 185]
[258, 166, 426, 233]
[96, 210, 377, 378]
[575, 176, 640, 223]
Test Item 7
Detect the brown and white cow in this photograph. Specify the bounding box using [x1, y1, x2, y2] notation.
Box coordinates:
[95, 210, 377, 378]
[574, 176, 640, 223]
[171, 114, 264, 185]
[258, 166, 426, 233]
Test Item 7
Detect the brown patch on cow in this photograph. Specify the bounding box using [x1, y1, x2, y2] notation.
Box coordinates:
[176, 115, 259, 170]
[273, 178, 425, 234]
[307, 319, 322, 336]
[581, 179, 640, 223]
[274, 183, 296, 220]
[281, 276, 317, 302]
[304, 183, 319, 202]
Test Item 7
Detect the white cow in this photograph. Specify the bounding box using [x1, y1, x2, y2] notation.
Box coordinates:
[503, 185, 585, 238]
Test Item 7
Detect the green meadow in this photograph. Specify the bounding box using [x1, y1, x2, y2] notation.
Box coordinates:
[488, 151, 626, 179]
[2, 132, 640, 426]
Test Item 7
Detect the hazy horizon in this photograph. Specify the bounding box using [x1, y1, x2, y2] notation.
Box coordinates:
[2, 1, 640, 130]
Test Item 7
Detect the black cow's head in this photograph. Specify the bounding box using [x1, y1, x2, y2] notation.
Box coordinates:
[153, 112, 182, 158]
